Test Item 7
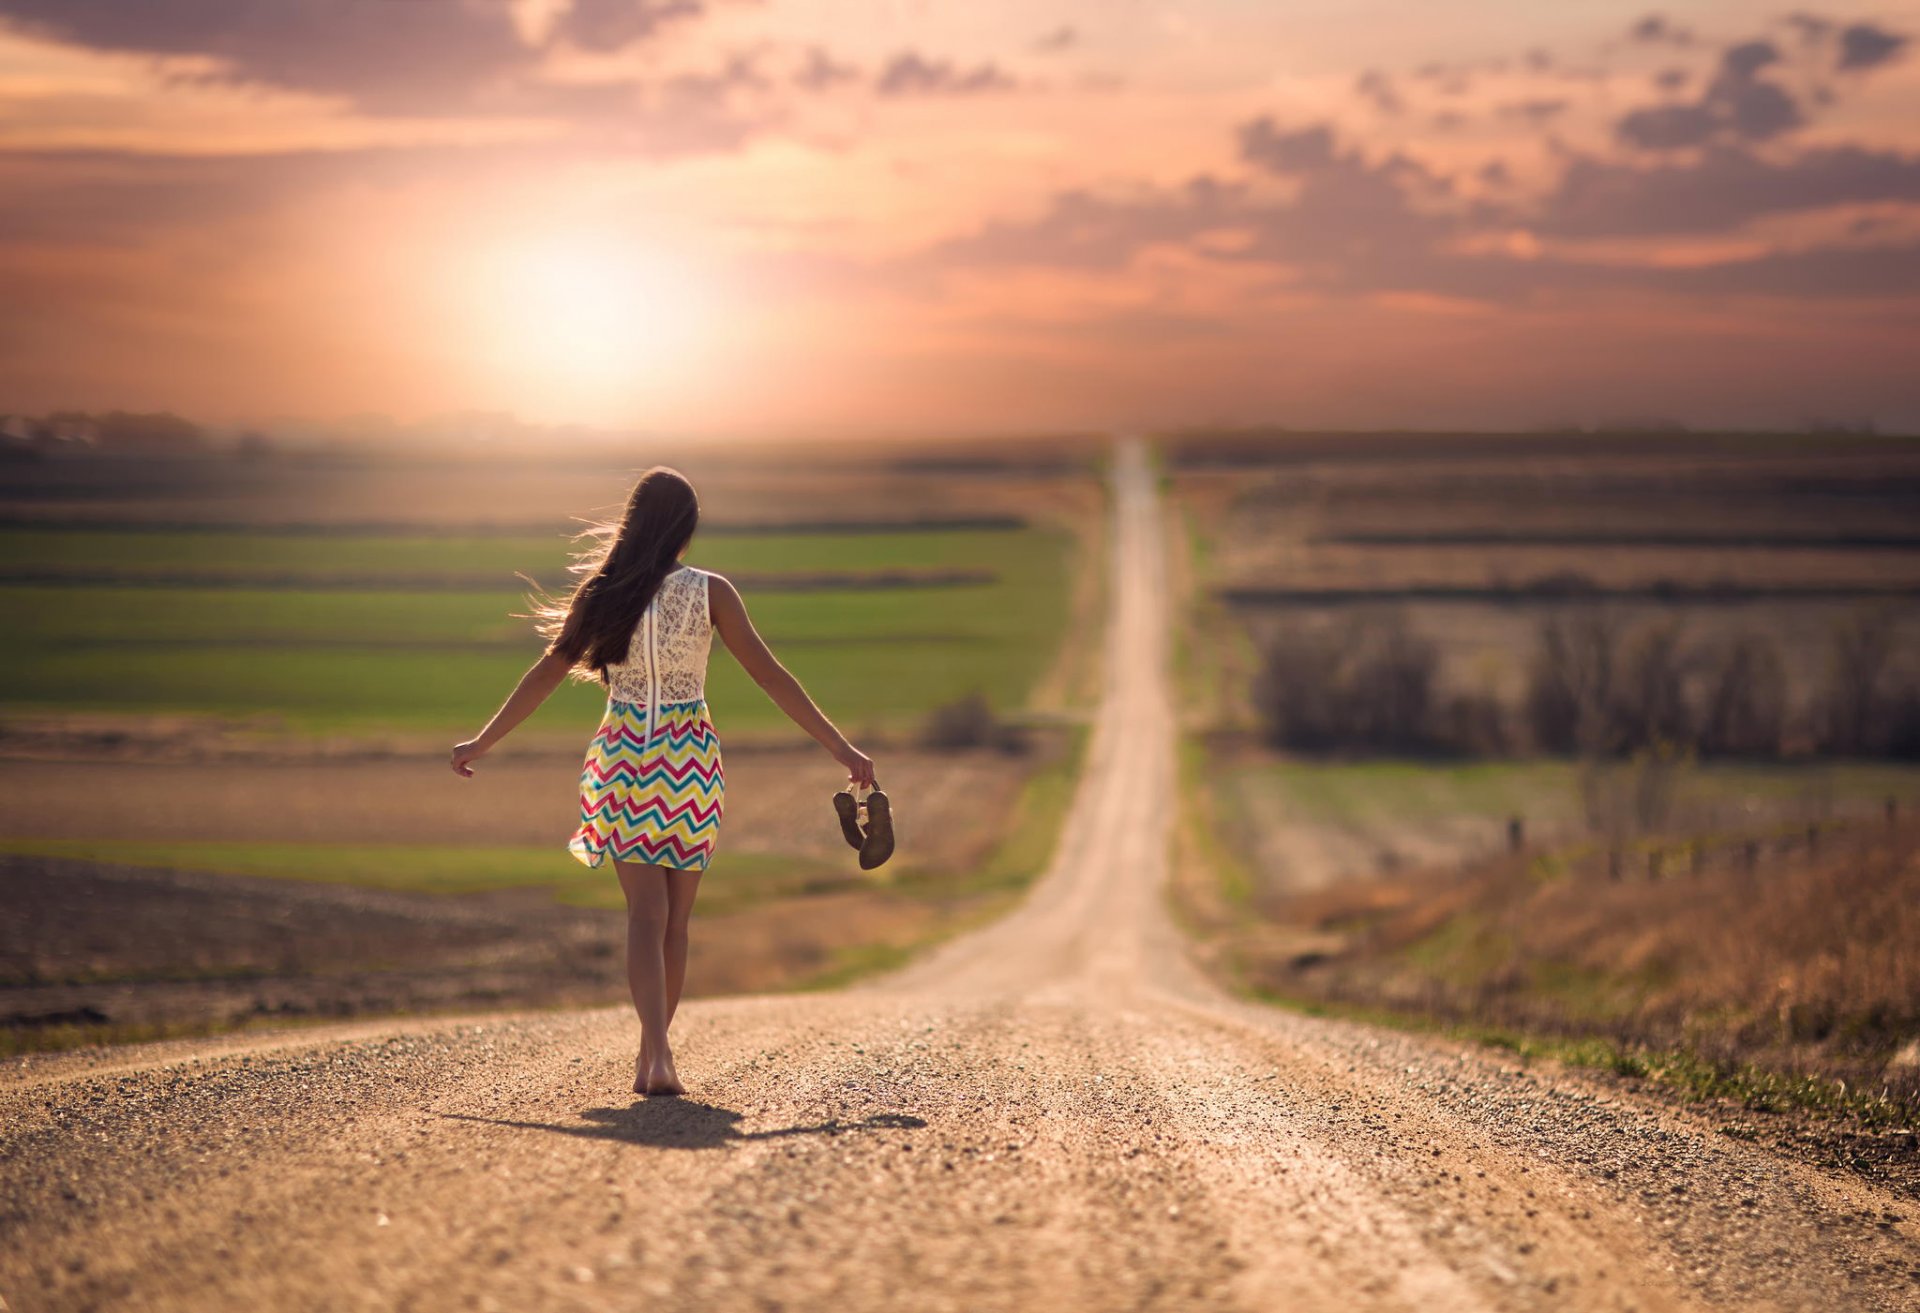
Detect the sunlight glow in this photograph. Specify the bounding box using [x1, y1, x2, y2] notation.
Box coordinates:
[467, 231, 727, 422]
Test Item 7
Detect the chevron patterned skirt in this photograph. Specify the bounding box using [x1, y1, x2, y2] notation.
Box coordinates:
[569, 697, 724, 872]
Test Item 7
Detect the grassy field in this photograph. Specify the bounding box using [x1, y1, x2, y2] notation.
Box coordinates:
[1167, 431, 1920, 737]
[0, 839, 836, 916]
[0, 525, 1080, 734]
[1225, 755, 1920, 835]
[1, 443, 1108, 1050]
[1197, 747, 1920, 902]
[0, 728, 1087, 919]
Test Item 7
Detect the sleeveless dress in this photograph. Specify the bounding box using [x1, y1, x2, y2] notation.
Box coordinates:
[568, 566, 725, 872]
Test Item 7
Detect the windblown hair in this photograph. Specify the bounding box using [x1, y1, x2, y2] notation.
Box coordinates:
[531, 466, 700, 683]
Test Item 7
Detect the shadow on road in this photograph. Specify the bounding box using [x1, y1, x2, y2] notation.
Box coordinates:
[440, 1102, 927, 1151]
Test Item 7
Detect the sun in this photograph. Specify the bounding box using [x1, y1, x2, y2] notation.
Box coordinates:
[465, 230, 727, 422]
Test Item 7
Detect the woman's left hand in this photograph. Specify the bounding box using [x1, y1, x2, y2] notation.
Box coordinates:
[833, 742, 876, 790]
[449, 740, 488, 778]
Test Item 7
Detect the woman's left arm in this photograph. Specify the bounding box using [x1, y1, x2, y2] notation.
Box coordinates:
[450, 650, 574, 777]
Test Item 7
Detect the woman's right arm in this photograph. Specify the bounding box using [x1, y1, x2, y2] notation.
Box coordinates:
[450, 649, 573, 777]
[708, 573, 876, 788]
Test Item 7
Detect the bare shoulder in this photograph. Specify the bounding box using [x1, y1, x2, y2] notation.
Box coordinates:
[702, 570, 743, 621]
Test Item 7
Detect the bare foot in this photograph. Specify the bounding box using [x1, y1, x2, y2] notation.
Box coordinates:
[644, 1048, 685, 1097]
[633, 1034, 660, 1095]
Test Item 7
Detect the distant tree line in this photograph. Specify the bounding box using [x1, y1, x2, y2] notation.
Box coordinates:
[1253, 609, 1920, 760]
[1, 410, 279, 459]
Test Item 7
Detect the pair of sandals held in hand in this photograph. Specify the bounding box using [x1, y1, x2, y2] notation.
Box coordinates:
[832, 782, 894, 870]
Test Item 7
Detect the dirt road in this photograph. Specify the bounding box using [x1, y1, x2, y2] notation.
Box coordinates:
[3, 440, 1917, 1312]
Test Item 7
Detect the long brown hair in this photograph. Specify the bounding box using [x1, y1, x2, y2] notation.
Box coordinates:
[532, 466, 700, 681]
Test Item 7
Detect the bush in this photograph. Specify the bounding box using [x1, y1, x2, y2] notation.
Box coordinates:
[1884, 688, 1920, 761]
[1524, 613, 1619, 754]
[1438, 690, 1510, 757]
[1813, 611, 1898, 756]
[1251, 607, 1912, 762]
[920, 690, 1030, 754]
[1252, 626, 1348, 751]
[1697, 634, 1786, 757]
[1253, 613, 1444, 754]
[1609, 620, 1693, 750]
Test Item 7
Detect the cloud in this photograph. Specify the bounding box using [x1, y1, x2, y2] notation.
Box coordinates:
[916, 116, 1454, 281]
[0, 0, 536, 113]
[912, 175, 1247, 272]
[793, 44, 860, 91]
[1237, 120, 1337, 173]
[1530, 143, 1920, 238]
[1786, 13, 1835, 44]
[1353, 69, 1404, 114]
[552, 0, 704, 53]
[875, 51, 1018, 96]
[0, 0, 723, 117]
[1623, 241, 1920, 298]
[1721, 38, 1781, 80]
[1616, 36, 1803, 149]
[0, 145, 518, 245]
[1838, 22, 1908, 71]
[1032, 25, 1076, 54]
[1496, 97, 1570, 125]
[894, 98, 1920, 313]
[1628, 14, 1693, 47]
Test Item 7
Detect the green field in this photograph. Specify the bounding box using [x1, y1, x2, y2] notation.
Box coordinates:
[0, 526, 1079, 733]
[1223, 757, 1920, 836]
[0, 728, 1087, 915]
[0, 839, 838, 916]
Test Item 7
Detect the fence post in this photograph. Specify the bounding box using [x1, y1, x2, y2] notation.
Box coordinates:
[1888, 796, 1899, 830]
[1507, 816, 1525, 853]
[1742, 840, 1759, 873]
[1608, 847, 1622, 881]
[1806, 822, 1820, 857]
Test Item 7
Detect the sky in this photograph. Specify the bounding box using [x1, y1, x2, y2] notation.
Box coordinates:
[1, 1, 1917, 438]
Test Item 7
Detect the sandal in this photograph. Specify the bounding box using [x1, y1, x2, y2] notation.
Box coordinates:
[832, 788, 866, 851]
[858, 787, 894, 871]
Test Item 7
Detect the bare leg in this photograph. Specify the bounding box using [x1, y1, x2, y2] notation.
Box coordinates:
[663, 868, 702, 1026]
[642, 868, 701, 1091]
[615, 860, 680, 1095]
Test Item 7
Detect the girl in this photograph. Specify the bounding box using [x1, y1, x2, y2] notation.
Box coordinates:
[449, 466, 876, 1096]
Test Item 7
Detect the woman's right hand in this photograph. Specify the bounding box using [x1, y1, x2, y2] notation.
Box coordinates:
[449, 740, 488, 778]
[834, 743, 876, 790]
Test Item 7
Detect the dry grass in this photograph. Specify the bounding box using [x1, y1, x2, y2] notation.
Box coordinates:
[1236, 821, 1920, 1119]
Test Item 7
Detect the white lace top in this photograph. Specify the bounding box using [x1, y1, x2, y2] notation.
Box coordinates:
[603, 566, 713, 706]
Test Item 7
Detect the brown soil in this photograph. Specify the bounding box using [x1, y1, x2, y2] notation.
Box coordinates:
[1, 853, 981, 1046]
